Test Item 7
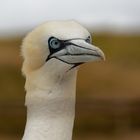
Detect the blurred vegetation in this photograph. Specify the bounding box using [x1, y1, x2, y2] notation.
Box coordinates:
[0, 34, 140, 140]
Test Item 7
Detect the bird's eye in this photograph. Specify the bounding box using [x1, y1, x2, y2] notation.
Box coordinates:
[85, 36, 91, 43]
[49, 38, 61, 49]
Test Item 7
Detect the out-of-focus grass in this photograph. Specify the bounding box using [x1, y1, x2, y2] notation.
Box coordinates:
[0, 34, 140, 139]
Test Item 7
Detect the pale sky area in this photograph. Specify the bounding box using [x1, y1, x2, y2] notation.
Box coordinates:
[0, 0, 140, 37]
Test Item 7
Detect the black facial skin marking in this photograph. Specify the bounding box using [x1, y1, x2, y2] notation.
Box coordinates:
[69, 63, 83, 70]
[46, 36, 91, 69]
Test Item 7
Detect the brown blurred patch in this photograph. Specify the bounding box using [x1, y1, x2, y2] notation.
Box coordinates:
[0, 34, 140, 139]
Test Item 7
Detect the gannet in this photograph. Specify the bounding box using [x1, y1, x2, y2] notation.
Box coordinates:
[21, 20, 105, 140]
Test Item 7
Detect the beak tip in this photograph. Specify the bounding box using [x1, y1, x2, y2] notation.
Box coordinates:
[101, 54, 106, 61]
[97, 49, 105, 61]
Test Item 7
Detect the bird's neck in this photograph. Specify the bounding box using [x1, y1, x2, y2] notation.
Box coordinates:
[22, 64, 77, 140]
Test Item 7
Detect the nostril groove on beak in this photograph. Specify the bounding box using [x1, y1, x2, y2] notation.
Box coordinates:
[66, 43, 103, 57]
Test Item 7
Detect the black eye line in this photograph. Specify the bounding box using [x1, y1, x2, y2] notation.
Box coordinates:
[46, 36, 91, 66]
[48, 36, 92, 57]
[63, 38, 86, 42]
[49, 36, 91, 43]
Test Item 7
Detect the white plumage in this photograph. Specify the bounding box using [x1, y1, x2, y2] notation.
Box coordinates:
[21, 20, 105, 140]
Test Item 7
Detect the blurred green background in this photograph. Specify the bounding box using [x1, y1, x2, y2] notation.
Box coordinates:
[0, 33, 140, 140]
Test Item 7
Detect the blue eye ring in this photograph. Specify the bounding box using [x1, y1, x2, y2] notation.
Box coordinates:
[49, 37, 61, 49]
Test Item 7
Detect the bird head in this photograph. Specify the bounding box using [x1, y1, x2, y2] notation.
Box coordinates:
[21, 20, 105, 76]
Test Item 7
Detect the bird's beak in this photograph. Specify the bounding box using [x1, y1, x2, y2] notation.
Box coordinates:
[48, 39, 105, 65]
